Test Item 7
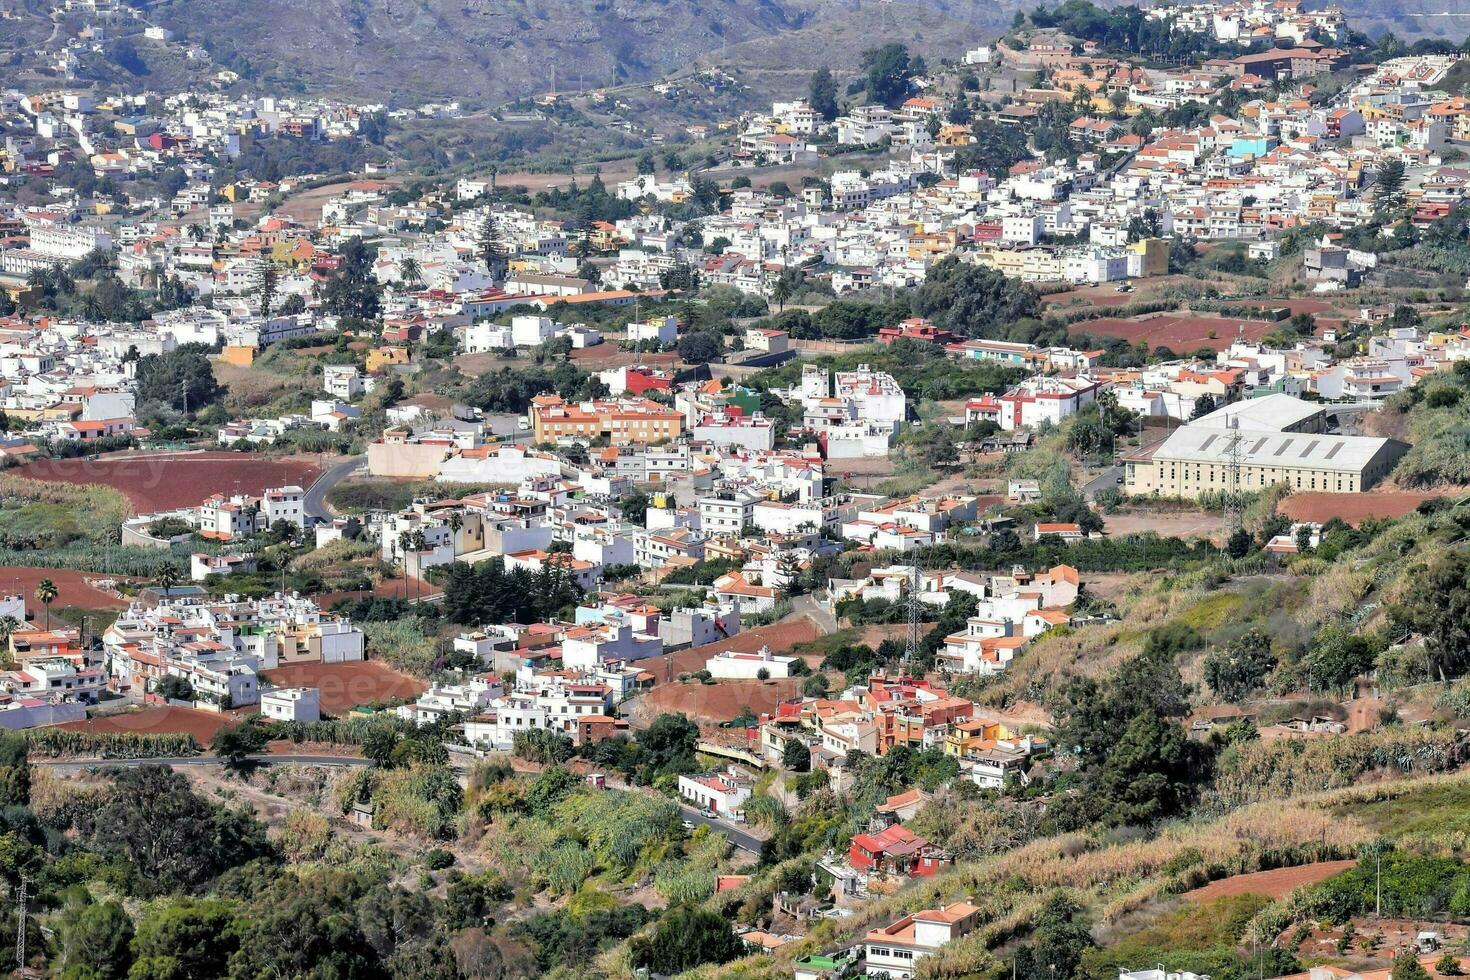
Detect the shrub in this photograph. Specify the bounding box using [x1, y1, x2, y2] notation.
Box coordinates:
[423, 848, 455, 870]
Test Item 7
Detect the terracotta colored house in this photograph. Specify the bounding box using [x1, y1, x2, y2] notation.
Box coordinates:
[847, 823, 951, 877]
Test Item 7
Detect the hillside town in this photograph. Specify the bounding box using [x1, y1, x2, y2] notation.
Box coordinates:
[4, 0, 1470, 978]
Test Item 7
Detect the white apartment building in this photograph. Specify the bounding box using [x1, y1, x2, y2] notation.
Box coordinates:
[322, 364, 365, 400]
[0, 659, 104, 703]
[698, 488, 764, 537]
[998, 377, 1100, 431]
[677, 769, 752, 816]
[626, 315, 679, 346]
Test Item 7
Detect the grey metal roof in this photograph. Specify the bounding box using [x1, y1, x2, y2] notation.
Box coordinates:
[1154, 425, 1396, 471]
[1191, 393, 1325, 433]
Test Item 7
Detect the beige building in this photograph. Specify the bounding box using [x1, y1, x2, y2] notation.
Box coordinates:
[1125, 425, 1408, 498]
[367, 428, 453, 478]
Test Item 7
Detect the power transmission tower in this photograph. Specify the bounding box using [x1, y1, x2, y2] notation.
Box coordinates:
[15, 877, 26, 971]
[1223, 412, 1244, 540]
[902, 562, 924, 672]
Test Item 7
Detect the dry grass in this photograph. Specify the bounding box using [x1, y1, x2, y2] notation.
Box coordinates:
[695, 774, 1427, 980]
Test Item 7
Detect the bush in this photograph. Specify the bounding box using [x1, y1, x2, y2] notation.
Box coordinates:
[423, 848, 455, 870]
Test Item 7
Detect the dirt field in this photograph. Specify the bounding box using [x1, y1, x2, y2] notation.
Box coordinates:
[1104, 508, 1226, 540]
[642, 618, 821, 682]
[1233, 298, 1342, 316]
[491, 161, 638, 192]
[628, 619, 821, 726]
[275, 178, 398, 225]
[1279, 491, 1445, 526]
[261, 661, 426, 713]
[316, 573, 434, 611]
[0, 567, 132, 611]
[1183, 860, 1357, 902]
[636, 676, 802, 726]
[15, 452, 324, 513]
[568, 347, 680, 371]
[1042, 275, 1195, 310]
[1070, 313, 1277, 350]
[60, 705, 231, 742]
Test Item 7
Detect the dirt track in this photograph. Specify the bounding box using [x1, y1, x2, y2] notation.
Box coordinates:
[1182, 859, 1357, 902]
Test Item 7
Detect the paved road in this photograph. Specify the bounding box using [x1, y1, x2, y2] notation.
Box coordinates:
[304, 457, 366, 523]
[1082, 464, 1124, 501]
[678, 804, 763, 853]
[36, 754, 373, 770]
[790, 594, 838, 635]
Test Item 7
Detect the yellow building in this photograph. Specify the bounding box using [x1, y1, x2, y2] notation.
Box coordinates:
[1127, 237, 1169, 278]
[1125, 423, 1408, 499]
[943, 718, 1019, 758]
[366, 346, 411, 374]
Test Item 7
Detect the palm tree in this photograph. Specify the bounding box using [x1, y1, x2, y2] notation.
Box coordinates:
[155, 562, 180, 603]
[0, 616, 19, 646]
[34, 579, 57, 631]
[399, 257, 423, 288]
[771, 276, 792, 312]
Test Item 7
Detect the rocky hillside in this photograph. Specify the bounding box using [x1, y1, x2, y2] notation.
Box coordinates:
[1, 0, 1033, 107]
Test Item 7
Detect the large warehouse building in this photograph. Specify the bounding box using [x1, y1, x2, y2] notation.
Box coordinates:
[1124, 395, 1408, 499]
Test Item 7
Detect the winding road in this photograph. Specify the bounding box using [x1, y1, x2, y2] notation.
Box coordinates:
[304, 457, 366, 523]
[677, 804, 764, 854]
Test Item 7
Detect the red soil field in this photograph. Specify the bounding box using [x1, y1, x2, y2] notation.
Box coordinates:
[261, 661, 426, 713]
[15, 452, 323, 513]
[1070, 314, 1277, 350]
[60, 705, 230, 743]
[1279, 491, 1444, 527]
[631, 619, 821, 726]
[1183, 860, 1357, 902]
[0, 567, 131, 611]
[642, 618, 821, 681]
[315, 576, 434, 611]
[1233, 298, 1339, 316]
[639, 676, 802, 725]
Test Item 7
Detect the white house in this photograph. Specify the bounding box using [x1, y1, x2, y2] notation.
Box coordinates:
[189, 552, 257, 582]
[862, 901, 982, 980]
[510, 315, 558, 347]
[626, 315, 678, 346]
[705, 644, 798, 679]
[260, 687, 321, 722]
[677, 769, 752, 817]
[322, 364, 365, 400]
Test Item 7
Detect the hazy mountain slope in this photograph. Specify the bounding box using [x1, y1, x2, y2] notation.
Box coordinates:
[144, 0, 823, 106]
[1330, 0, 1470, 42]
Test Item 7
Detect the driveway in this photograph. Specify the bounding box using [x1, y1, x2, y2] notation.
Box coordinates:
[790, 594, 837, 635]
